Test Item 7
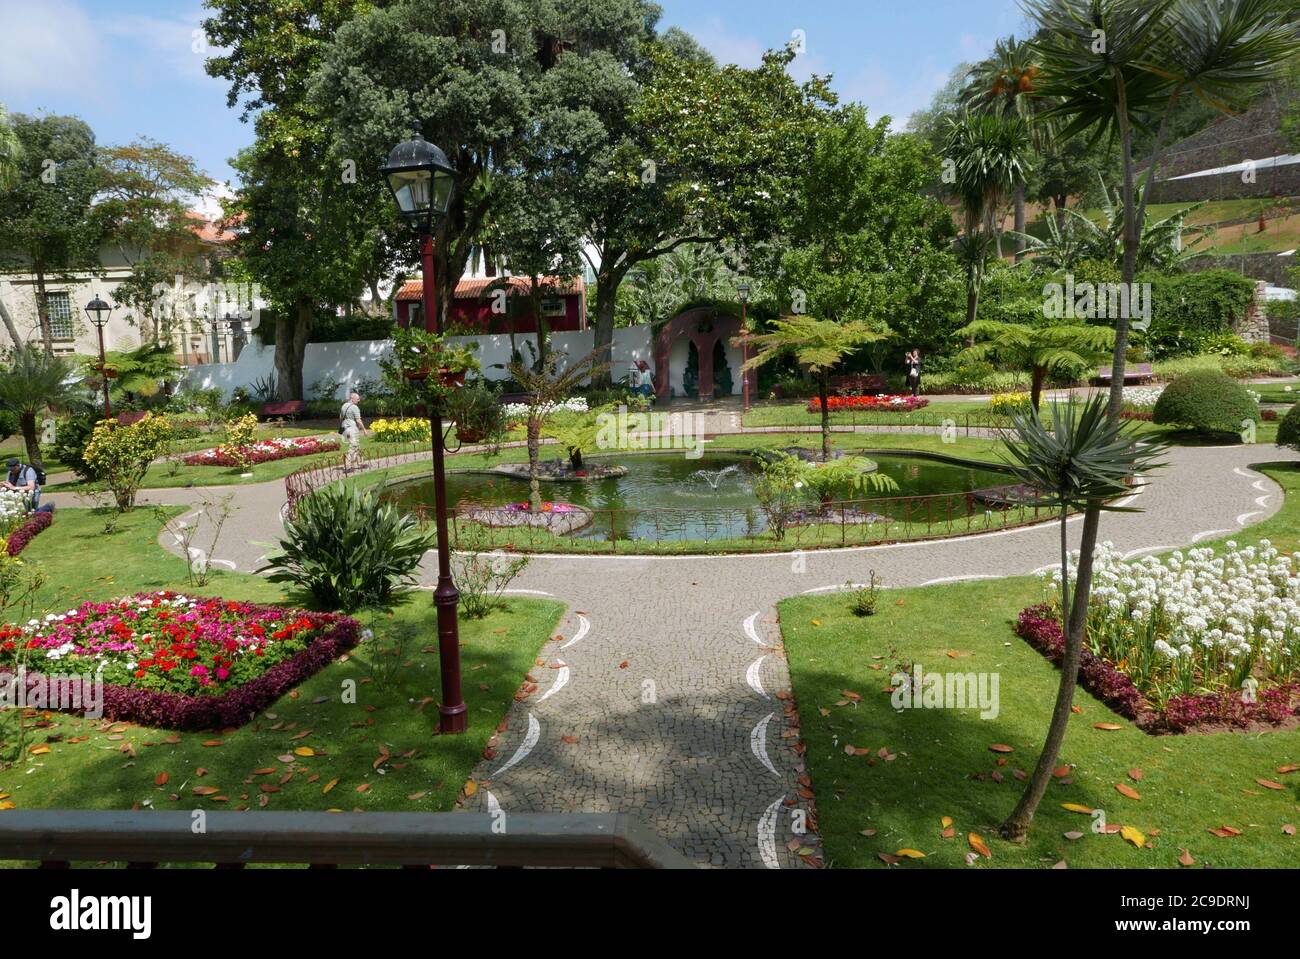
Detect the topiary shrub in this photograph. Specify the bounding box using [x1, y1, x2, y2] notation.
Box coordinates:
[1152, 370, 1260, 437]
[1277, 403, 1300, 451]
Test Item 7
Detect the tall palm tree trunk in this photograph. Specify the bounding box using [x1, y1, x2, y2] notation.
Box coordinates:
[1013, 181, 1027, 263]
[18, 412, 44, 472]
[999, 502, 1101, 840]
[527, 417, 542, 513]
[1030, 366, 1047, 410]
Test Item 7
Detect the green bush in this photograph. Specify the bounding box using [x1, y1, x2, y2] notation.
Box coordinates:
[50, 413, 100, 480]
[261, 482, 436, 612]
[0, 407, 16, 441]
[1154, 352, 1289, 381]
[1152, 370, 1260, 436]
[1277, 402, 1300, 451]
[1141, 270, 1256, 359]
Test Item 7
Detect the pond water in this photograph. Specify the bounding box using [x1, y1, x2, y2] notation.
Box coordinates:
[382, 451, 1013, 543]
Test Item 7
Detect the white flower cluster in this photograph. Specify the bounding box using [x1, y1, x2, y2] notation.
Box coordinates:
[1044, 540, 1299, 699]
[501, 397, 589, 420]
[1121, 387, 1163, 411]
[0, 488, 29, 535]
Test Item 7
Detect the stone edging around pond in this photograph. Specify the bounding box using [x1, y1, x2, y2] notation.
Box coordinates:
[465, 461, 629, 484]
[459, 502, 594, 535]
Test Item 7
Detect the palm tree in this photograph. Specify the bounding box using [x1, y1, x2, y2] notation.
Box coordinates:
[79, 342, 182, 404]
[944, 112, 1034, 328]
[740, 316, 889, 462]
[0, 346, 77, 471]
[509, 345, 612, 512]
[957, 318, 1115, 409]
[1027, 0, 1297, 419]
[1012, 178, 1208, 271]
[996, 397, 1165, 841]
[961, 36, 1055, 261]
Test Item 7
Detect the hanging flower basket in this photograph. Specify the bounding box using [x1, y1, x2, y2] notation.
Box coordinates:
[439, 367, 466, 388]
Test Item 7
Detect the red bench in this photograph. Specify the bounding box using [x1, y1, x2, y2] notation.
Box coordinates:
[259, 400, 308, 420]
[1096, 364, 1153, 385]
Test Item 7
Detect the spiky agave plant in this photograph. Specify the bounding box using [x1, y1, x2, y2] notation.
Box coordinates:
[997, 395, 1166, 840]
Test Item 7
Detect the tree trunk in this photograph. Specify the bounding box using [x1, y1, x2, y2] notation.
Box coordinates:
[1013, 181, 1027, 263]
[0, 294, 23, 351]
[570, 447, 583, 470]
[19, 411, 43, 472]
[530, 278, 549, 371]
[999, 502, 1102, 841]
[274, 297, 313, 401]
[965, 263, 982, 328]
[818, 374, 831, 463]
[1030, 366, 1047, 410]
[1053, 194, 1068, 230]
[527, 417, 542, 512]
[591, 272, 618, 390]
[34, 267, 53, 357]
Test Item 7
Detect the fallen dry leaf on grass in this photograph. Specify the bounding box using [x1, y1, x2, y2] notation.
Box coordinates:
[1119, 825, 1146, 848]
[1128, 768, 1143, 781]
[968, 833, 991, 859]
[153, 772, 169, 787]
[1255, 778, 1286, 791]
[1115, 783, 1141, 801]
[1178, 848, 1195, 866]
[1208, 825, 1242, 838]
[1093, 723, 1123, 732]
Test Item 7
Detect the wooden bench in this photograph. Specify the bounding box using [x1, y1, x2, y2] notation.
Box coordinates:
[830, 374, 890, 396]
[1096, 363, 1153, 385]
[259, 400, 307, 420]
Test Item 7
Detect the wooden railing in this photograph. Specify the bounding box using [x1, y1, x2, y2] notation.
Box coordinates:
[0, 810, 695, 869]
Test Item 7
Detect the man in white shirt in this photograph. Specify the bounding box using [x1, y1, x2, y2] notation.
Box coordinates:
[340, 391, 366, 471]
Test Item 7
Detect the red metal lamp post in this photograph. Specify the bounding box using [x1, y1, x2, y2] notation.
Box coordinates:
[380, 130, 468, 735]
[84, 295, 114, 420]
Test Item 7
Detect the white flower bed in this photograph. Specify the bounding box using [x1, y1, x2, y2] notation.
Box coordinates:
[1044, 540, 1300, 704]
[1121, 387, 1163, 411]
[0, 488, 29, 535]
[502, 397, 589, 421]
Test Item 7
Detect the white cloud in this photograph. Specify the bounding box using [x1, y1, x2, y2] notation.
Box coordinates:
[0, 0, 101, 95]
[97, 8, 224, 85]
[690, 16, 766, 68]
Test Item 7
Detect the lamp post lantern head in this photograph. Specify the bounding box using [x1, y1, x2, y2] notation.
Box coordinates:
[380, 131, 457, 230]
[736, 281, 751, 305]
[85, 295, 114, 330]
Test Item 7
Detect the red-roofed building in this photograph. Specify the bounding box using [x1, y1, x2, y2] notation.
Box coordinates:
[395, 274, 587, 334]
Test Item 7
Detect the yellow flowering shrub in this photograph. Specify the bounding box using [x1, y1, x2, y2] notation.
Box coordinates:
[83, 413, 173, 511]
[372, 418, 430, 443]
[988, 392, 1032, 417]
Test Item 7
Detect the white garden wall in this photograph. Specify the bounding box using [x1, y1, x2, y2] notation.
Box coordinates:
[179, 324, 654, 400]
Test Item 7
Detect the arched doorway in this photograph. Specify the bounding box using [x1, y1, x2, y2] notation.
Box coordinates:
[652, 306, 755, 401]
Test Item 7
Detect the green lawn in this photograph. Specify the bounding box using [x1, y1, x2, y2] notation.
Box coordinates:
[0, 507, 564, 820]
[781, 460, 1300, 869]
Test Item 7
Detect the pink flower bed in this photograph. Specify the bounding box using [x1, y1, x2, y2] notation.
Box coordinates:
[183, 435, 339, 467]
[0, 591, 359, 729]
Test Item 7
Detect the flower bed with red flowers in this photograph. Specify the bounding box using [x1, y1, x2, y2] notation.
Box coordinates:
[182, 435, 340, 467]
[5, 510, 52, 556]
[807, 394, 930, 413]
[1016, 604, 1299, 733]
[0, 592, 360, 729]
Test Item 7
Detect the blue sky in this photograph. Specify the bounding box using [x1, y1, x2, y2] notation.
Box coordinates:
[0, 0, 1028, 205]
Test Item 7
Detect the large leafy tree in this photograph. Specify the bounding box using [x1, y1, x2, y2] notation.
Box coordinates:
[0, 114, 104, 356]
[572, 42, 832, 385]
[95, 139, 215, 344]
[204, 0, 395, 400]
[0, 346, 76, 471]
[310, 0, 657, 339]
[766, 105, 958, 356]
[741, 316, 889, 462]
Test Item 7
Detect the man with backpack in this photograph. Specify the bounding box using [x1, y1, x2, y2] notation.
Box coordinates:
[4, 457, 43, 509]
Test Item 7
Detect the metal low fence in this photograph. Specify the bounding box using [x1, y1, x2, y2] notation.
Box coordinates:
[284, 441, 435, 516]
[0, 810, 693, 869]
[741, 407, 1022, 437]
[425, 488, 1052, 555]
